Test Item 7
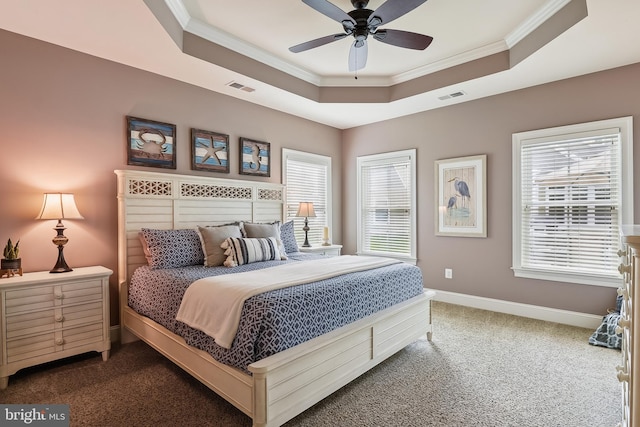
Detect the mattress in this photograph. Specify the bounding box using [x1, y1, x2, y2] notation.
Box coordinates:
[128, 253, 424, 372]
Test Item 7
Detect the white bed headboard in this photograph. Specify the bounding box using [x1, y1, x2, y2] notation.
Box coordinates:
[115, 169, 285, 288]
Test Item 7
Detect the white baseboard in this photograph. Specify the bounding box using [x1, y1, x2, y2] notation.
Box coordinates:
[432, 290, 603, 330]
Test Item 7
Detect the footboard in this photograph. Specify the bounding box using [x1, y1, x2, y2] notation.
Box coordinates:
[249, 290, 435, 427]
[122, 290, 433, 427]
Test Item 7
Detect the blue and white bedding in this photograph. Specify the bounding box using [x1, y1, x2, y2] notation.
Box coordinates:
[128, 252, 424, 373]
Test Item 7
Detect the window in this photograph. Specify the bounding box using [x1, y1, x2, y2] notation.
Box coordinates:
[512, 117, 633, 287]
[282, 149, 331, 246]
[357, 149, 416, 263]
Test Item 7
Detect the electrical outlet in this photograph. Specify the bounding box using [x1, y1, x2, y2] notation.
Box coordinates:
[445, 268, 453, 279]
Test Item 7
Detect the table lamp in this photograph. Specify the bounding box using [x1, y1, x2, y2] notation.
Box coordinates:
[36, 193, 84, 273]
[296, 202, 316, 247]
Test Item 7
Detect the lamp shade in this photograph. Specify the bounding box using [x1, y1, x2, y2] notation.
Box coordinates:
[296, 202, 316, 218]
[36, 193, 84, 220]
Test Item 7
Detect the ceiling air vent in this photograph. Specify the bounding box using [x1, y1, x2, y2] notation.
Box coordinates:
[438, 90, 466, 101]
[226, 81, 255, 93]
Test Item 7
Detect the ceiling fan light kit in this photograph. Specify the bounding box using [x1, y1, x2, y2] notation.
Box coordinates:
[290, 0, 433, 72]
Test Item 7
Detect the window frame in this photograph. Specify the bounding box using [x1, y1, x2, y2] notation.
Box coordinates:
[356, 149, 417, 263]
[512, 116, 633, 287]
[282, 148, 332, 247]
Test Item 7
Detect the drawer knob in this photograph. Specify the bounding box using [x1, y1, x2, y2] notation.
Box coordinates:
[55, 315, 65, 322]
[616, 370, 629, 383]
[617, 317, 630, 328]
[54, 292, 64, 299]
[55, 338, 65, 346]
[618, 263, 631, 275]
[617, 249, 626, 257]
[617, 287, 629, 298]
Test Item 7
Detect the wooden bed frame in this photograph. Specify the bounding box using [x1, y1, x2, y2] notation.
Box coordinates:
[115, 169, 434, 427]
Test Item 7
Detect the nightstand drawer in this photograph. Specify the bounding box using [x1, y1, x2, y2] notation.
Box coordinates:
[61, 301, 103, 327]
[6, 301, 103, 339]
[6, 322, 104, 363]
[6, 332, 56, 363]
[6, 309, 56, 339]
[5, 279, 103, 315]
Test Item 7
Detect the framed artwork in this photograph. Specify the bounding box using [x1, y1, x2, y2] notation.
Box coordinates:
[191, 128, 229, 173]
[435, 154, 487, 237]
[239, 137, 270, 177]
[127, 116, 176, 169]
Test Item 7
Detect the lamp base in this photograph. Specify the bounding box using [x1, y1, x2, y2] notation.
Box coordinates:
[50, 246, 73, 273]
[302, 218, 311, 247]
[50, 226, 73, 273]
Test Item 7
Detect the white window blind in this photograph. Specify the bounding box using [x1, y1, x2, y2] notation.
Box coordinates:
[283, 149, 331, 246]
[357, 149, 416, 262]
[513, 117, 633, 287]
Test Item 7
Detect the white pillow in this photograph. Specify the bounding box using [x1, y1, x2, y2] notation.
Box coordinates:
[241, 221, 287, 256]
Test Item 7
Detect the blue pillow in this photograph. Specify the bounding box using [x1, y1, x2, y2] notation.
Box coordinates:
[280, 220, 300, 254]
[140, 228, 204, 269]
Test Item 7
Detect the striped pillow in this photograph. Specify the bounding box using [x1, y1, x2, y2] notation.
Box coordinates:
[221, 237, 286, 267]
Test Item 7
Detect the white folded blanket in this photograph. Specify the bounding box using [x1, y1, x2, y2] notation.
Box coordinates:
[175, 255, 400, 349]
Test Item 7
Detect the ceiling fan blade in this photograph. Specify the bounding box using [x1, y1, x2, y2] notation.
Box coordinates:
[302, 0, 356, 27]
[367, 0, 428, 29]
[348, 40, 368, 72]
[372, 29, 433, 50]
[289, 33, 348, 53]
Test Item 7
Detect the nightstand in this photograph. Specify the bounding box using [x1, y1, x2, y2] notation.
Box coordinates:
[0, 266, 112, 389]
[299, 244, 343, 257]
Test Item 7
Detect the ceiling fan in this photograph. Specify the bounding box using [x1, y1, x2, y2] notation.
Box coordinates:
[289, 0, 433, 72]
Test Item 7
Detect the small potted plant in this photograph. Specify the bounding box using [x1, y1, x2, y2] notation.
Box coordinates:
[2, 238, 21, 271]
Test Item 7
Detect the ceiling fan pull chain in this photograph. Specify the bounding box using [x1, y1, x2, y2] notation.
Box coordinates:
[354, 47, 358, 79]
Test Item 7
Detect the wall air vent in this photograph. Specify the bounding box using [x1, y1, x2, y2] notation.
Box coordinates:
[226, 81, 255, 93]
[438, 90, 466, 101]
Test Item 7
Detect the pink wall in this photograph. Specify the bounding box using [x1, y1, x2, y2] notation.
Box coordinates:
[0, 30, 342, 324]
[342, 62, 640, 315]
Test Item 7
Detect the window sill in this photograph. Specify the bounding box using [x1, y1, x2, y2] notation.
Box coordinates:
[357, 251, 417, 265]
[512, 266, 620, 287]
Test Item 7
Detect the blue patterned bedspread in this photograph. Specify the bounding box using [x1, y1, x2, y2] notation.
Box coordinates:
[128, 253, 424, 373]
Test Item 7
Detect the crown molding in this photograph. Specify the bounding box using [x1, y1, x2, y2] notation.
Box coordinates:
[392, 40, 509, 85]
[506, 0, 572, 47]
[164, 0, 190, 28]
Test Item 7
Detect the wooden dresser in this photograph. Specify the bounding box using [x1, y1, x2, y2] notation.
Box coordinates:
[0, 266, 112, 388]
[619, 226, 639, 427]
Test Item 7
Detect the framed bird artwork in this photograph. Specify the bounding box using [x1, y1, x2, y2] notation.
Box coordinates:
[435, 154, 487, 237]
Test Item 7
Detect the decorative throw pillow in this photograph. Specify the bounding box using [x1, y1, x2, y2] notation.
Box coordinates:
[241, 221, 287, 256]
[221, 237, 286, 267]
[140, 228, 204, 269]
[197, 225, 243, 267]
[139, 231, 152, 264]
[280, 220, 300, 254]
